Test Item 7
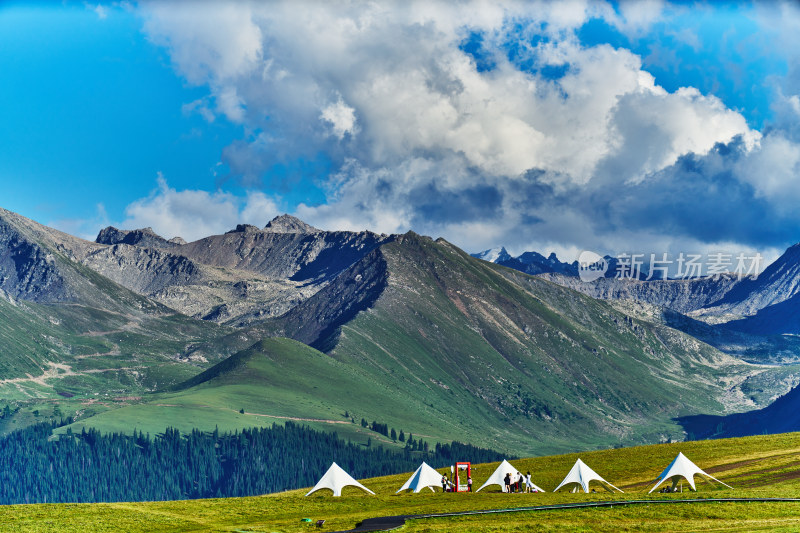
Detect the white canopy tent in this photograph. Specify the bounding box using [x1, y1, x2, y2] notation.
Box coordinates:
[553, 458, 623, 493]
[648, 452, 733, 493]
[396, 462, 443, 494]
[475, 459, 545, 493]
[305, 462, 375, 497]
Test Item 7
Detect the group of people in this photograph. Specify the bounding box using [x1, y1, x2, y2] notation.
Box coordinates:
[503, 471, 538, 493]
[441, 474, 472, 492]
[438, 470, 542, 493]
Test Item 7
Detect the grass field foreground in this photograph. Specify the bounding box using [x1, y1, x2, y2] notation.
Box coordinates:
[1, 432, 799, 532]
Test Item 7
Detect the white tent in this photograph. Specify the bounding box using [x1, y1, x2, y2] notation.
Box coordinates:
[648, 452, 733, 493]
[396, 462, 444, 494]
[553, 458, 623, 493]
[475, 459, 545, 493]
[305, 462, 375, 497]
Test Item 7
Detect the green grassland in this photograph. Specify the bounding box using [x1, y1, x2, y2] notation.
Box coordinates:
[0, 293, 269, 436]
[1, 431, 800, 532]
[55, 338, 417, 447]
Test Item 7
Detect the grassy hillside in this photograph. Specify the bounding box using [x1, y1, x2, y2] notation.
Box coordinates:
[62, 234, 766, 455]
[272, 233, 756, 454]
[57, 338, 433, 446]
[0, 292, 272, 437]
[2, 431, 800, 532]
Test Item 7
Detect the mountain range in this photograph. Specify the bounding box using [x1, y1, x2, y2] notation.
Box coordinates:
[475, 245, 800, 363]
[474, 244, 800, 333]
[1, 206, 798, 454]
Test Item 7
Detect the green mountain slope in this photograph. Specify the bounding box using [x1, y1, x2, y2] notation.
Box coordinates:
[0, 211, 279, 434]
[0, 207, 775, 455]
[0, 290, 261, 433]
[68, 234, 757, 455]
[58, 337, 468, 446]
[273, 233, 754, 454]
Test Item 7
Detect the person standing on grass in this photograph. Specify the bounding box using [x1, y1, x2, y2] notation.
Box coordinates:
[525, 471, 532, 493]
[467, 475, 472, 492]
[442, 474, 448, 493]
[504, 472, 511, 493]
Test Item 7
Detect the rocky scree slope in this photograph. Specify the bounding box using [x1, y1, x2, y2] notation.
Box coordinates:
[85, 215, 392, 324]
[0, 209, 267, 417]
[96, 226, 186, 248]
[539, 273, 743, 316]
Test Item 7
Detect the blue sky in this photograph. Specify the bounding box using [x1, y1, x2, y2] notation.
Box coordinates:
[1, 1, 799, 263]
[1, 5, 226, 218]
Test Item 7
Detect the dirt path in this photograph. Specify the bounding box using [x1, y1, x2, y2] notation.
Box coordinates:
[223, 406, 353, 425]
[0, 362, 143, 387]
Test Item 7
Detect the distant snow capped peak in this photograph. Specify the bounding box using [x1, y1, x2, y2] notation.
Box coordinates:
[472, 246, 512, 264]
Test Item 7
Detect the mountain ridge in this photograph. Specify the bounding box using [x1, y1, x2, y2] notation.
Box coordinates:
[475, 241, 800, 339]
[0, 205, 795, 454]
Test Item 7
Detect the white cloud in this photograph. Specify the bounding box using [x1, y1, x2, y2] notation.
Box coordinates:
[608, 0, 666, 36]
[320, 98, 357, 140]
[216, 86, 246, 123]
[141, 1, 261, 123]
[181, 98, 215, 123]
[140, 1, 754, 179]
[240, 191, 281, 226]
[120, 175, 280, 242]
[137, 1, 799, 257]
[598, 84, 758, 184]
[141, 2, 262, 84]
[737, 133, 800, 213]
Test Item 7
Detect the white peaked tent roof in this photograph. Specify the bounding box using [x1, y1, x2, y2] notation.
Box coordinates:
[476, 459, 545, 493]
[305, 462, 375, 497]
[396, 462, 443, 493]
[649, 452, 733, 493]
[553, 458, 623, 493]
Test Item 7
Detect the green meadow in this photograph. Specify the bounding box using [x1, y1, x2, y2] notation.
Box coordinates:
[1, 431, 799, 532]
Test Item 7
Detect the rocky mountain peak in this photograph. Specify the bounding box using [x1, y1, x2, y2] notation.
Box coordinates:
[707, 239, 800, 318]
[264, 214, 318, 234]
[226, 224, 261, 234]
[96, 226, 180, 249]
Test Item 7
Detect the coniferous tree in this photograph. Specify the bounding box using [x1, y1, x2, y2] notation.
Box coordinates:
[0, 421, 506, 504]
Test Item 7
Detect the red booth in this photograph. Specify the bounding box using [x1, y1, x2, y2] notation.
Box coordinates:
[454, 462, 471, 492]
